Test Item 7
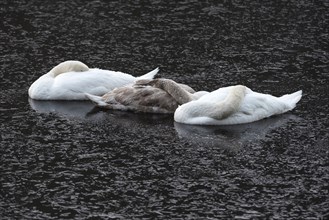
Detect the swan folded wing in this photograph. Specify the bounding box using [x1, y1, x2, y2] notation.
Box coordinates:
[53, 71, 128, 95]
[53, 77, 109, 96]
[237, 93, 290, 122]
[89, 86, 179, 113]
[87, 69, 137, 89]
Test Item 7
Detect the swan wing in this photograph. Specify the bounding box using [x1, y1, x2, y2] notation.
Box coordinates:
[49, 69, 135, 99]
[220, 92, 290, 124]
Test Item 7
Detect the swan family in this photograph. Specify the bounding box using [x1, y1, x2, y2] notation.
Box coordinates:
[29, 60, 302, 125]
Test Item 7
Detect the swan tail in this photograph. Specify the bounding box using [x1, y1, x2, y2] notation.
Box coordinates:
[85, 93, 108, 107]
[136, 67, 159, 80]
[279, 90, 302, 111]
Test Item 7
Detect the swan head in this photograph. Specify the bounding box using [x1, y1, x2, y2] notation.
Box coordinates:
[49, 60, 89, 77]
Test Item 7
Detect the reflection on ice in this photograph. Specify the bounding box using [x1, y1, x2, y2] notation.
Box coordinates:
[29, 98, 96, 118]
[28, 98, 173, 127]
[29, 98, 302, 145]
[174, 114, 301, 150]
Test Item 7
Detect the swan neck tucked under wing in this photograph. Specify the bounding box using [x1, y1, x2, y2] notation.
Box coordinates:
[49, 60, 89, 77]
[175, 85, 246, 123]
[155, 79, 196, 105]
[212, 85, 246, 119]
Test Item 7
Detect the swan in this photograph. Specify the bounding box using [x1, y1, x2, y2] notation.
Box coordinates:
[28, 60, 159, 100]
[85, 78, 208, 113]
[174, 85, 302, 125]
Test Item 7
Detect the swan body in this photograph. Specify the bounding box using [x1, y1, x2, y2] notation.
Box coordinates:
[86, 78, 206, 114]
[28, 60, 159, 100]
[174, 85, 302, 125]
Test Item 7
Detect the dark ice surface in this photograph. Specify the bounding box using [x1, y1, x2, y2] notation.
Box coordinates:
[1, 0, 328, 219]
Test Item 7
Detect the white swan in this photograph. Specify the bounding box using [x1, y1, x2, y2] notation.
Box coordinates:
[174, 85, 302, 125]
[85, 79, 207, 113]
[28, 60, 159, 100]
